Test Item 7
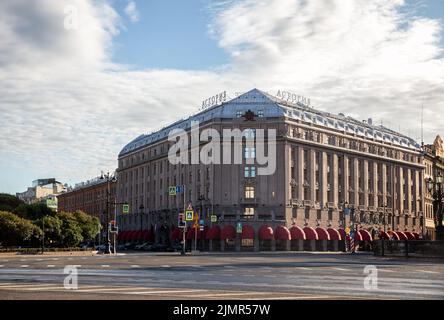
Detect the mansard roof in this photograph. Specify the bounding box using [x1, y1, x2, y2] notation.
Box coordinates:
[119, 88, 420, 157]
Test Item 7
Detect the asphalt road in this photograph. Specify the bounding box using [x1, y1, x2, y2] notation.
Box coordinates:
[0, 251, 443, 300]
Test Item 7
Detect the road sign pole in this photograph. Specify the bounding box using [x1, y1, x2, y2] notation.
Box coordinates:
[182, 185, 186, 256]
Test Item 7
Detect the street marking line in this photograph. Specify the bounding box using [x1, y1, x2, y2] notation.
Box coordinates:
[47, 265, 56, 268]
[101, 265, 110, 268]
[379, 269, 395, 273]
[332, 267, 350, 272]
[0, 283, 62, 289]
[161, 265, 171, 268]
[186, 292, 275, 298]
[0, 265, 4, 268]
[20, 265, 29, 268]
[130, 265, 140, 268]
[416, 270, 439, 274]
[298, 267, 312, 270]
[125, 289, 208, 295]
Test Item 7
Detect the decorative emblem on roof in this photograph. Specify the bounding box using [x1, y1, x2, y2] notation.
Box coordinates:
[243, 109, 256, 121]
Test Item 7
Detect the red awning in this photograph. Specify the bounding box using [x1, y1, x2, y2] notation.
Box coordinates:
[170, 228, 182, 241]
[412, 232, 421, 240]
[258, 225, 273, 240]
[358, 229, 372, 242]
[303, 227, 318, 240]
[395, 231, 408, 241]
[388, 231, 400, 240]
[404, 232, 415, 240]
[379, 231, 390, 240]
[315, 227, 330, 240]
[354, 231, 363, 241]
[117, 231, 125, 241]
[206, 226, 221, 240]
[275, 226, 291, 241]
[221, 225, 236, 240]
[338, 228, 346, 240]
[327, 228, 342, 241]
[242, 225, 255, 240]
[289, 226, 306, 240]
[126, 231, 136, 241]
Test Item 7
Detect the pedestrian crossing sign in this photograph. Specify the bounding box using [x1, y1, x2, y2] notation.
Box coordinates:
[186, 210, 194, 221]
[122, 204, 129, 214]
[169, 186, 177, 196]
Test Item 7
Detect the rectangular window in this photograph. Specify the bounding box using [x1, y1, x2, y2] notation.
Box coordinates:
[245, 186, 255, 199]
[257, 110, 264, 117]
[236, 111, 243, 118]
[244, 147, 256, 159]
[244, 128, 256, 139]
[244, 166, 256, 178]
[244, 207, 255, 215]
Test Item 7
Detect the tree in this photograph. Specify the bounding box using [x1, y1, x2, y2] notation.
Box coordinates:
[58, 212, 83, 247]
[0, 211, 42, 246]
[72, 210, 100, 242]
[35, 215, 63, 247]
[14, 202, 54, 220]
[0, 194, 24, 212]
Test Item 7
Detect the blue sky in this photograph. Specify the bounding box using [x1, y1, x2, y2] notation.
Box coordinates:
[112, 0, 229, 70]
[0, 0, 444, 195]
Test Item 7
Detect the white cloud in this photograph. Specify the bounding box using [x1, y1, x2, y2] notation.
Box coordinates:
[124, 1, 139, 23]
[0, 0, 443, 190]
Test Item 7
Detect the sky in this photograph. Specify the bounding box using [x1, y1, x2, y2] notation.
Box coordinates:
[0, 0, 443, 194]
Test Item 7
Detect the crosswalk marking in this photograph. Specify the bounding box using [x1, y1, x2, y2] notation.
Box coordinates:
[130, 265, 140, 268]
[47, 265, 55, 268]
[101, 265, 110, 268]
[161, 265, 170, 268]
[20, 265, 29, 268]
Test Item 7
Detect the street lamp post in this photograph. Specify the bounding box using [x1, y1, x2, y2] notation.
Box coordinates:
[427, 173, 444, 241]
[340, 201, 349, 252]
[100, 171, 117, 254]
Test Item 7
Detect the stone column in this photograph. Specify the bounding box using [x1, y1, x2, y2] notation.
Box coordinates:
[297, 147, 304, 201]
[353, 158, 360, 206]
[309, 240, 316, 251]
[271, 239, 276, 251]
[321, 152, 329, 206]
[407, 168, 412, 214]
[332, 154, 339, 207]
[254, 234, 260, 252]
[333, 240, 339, 251]
[297, 239, 304, 251]
[363, 160, 369, 208]
[373, 162, 378, 208]
[343, 155, 350, 203]
[310, 150, 316, 202]
[285, 240, 291, 251]
[398, 166, 404, 214]
[413, 170, 420, 214]
[321, 240, 327, 251]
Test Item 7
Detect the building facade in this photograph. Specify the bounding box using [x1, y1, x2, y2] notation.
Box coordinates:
[423, 135, 444, 240]
[57, 177, 117, 225]
[116, 89, 424, 248]
[16, 178, 66, 210]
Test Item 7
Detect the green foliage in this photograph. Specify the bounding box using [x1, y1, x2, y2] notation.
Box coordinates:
[0, 193, 24, 212]
[14, 202, 54, 220]
[72, 210, 100, 242]
[58, 212, 84, 247]
[0, 211, 42, 246]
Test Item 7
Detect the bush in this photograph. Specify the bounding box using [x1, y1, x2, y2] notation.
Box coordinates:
[0, 194, 24, 212]
[0, 211, 42, 246]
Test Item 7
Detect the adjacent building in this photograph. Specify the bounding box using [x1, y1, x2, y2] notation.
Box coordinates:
[116, 89, 425, 249]
[57, 177, 117, 225]
[16, 178, 66, 210]
[423, 135, 444, 240]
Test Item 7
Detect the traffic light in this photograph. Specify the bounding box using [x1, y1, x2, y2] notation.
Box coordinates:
[178, 212, 186, 228]
[109, 220, 118, 233]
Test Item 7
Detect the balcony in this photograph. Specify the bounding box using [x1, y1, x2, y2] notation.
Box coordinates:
[368, 206, 376, 212]
[358, 205, 366, 211]
[304, 200, 313, 207]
